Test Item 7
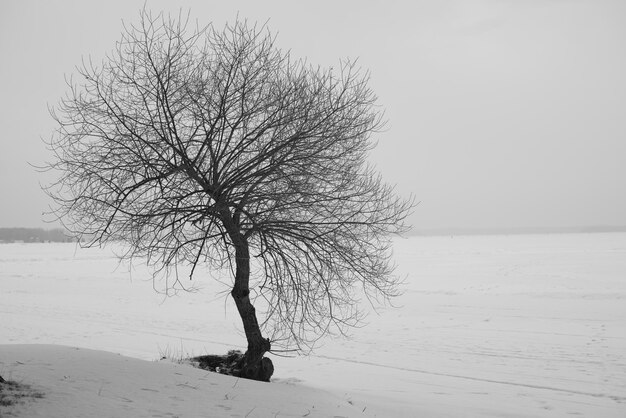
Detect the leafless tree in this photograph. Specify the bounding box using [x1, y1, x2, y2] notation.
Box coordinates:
[45, 9, 413, 381]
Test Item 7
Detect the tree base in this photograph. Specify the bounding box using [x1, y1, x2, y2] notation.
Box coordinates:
[238, 356, 274, 382]
[190, 350, 274, 382]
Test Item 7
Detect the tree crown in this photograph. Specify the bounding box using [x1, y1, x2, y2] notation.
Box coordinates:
[46, 9, 413, 351]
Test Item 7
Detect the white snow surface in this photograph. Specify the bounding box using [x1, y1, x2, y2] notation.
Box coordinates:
[1, 233, 625, 417]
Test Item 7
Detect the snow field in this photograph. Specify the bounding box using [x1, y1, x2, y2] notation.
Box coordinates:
[1, 233, 625, 416]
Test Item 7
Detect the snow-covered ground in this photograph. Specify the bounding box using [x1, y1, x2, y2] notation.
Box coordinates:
[1, 233, 625, 417]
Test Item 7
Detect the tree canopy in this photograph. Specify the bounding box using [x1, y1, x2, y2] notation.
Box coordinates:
[45, 9, 413, 378]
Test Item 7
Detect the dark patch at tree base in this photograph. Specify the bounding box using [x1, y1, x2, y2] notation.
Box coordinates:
[190, 350, 274, 382]
[240, 357, 274, 382]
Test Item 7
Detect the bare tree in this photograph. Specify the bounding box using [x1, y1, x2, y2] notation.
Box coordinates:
[45, 9, 413, 381]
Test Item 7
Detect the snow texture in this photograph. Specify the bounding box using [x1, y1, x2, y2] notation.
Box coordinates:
[1, 233, 625, 417]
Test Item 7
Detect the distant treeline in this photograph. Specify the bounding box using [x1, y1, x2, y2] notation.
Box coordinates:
[0, 228, 73, 243]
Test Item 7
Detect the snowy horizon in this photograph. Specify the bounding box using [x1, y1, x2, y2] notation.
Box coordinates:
[2, 233, 625, 416]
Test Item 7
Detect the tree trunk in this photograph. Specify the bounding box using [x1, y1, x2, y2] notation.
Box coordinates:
[224, 215, 274, 381]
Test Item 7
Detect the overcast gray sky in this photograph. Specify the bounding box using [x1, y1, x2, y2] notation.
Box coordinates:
[1, 0, 625, 230]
